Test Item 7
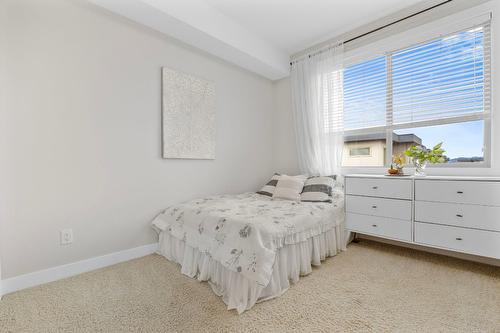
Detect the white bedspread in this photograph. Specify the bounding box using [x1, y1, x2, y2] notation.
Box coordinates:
[152, 192, 344, 287]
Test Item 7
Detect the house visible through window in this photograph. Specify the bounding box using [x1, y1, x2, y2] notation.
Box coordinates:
[338, 21, 491, 167]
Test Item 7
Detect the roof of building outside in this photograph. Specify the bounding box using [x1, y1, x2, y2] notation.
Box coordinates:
[344, 132, 422, 145]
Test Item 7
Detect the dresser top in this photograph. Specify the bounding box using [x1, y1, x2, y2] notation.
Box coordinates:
[345, 174, 500, 181]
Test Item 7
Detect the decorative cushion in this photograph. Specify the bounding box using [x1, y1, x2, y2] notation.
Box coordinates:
[300, 175, 337, 203]
[256, 173, 281, 197]
[273, 175, 307, 201]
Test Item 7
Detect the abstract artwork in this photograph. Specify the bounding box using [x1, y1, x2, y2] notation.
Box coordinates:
[162, 67, 216, 159]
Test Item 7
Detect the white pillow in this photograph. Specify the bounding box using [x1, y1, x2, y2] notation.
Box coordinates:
[273, 175, 307, 201]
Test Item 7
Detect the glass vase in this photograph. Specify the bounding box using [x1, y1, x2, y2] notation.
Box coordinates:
[414, 159, 427, 176]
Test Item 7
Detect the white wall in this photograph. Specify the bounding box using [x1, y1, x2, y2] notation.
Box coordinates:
[274, 1, 500, 178]
[272, 78, 299, 175]
[0, 0, 274, 279]
[0, 0, 6, 294]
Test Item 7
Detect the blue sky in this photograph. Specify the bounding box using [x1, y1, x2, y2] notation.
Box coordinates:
[395, 121, 484, 159]
[342, 27, 485, 160]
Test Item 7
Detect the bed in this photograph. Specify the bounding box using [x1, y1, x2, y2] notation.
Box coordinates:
[151, 190, 346, 313]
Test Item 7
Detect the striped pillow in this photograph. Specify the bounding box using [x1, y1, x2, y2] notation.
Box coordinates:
[257, 173, 281, 197]
[273, 175, 307, 201]
[301, 175, 337, 203]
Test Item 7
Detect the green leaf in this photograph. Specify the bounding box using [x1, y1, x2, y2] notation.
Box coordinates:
[404, 142, 447, 165]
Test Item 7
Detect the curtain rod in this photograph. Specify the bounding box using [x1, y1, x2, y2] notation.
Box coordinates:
[290, 0, 453, 65]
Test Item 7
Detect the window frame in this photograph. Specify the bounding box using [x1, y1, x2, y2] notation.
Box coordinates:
[341, 22, 492, 169]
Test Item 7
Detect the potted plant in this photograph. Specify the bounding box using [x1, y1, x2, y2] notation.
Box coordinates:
[404, 142, 446, 176]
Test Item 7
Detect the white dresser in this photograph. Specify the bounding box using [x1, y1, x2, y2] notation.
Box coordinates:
[345, 175, 500, 260]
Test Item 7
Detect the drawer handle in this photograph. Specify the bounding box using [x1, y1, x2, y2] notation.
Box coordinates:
[372, 205, 377, 209]
[456, 191, 464, 194]
[456, 214, 463, 218]
[372, 186, 378, 189]
[456, 237, 463, 241]
[372, 224, 378, 227]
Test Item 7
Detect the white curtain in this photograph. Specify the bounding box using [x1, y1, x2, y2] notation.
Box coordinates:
[290, 44, 344, 177]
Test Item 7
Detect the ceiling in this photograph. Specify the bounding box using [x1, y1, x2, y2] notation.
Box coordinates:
[88, 0, 426, 80]
[207, 0, 424, 54]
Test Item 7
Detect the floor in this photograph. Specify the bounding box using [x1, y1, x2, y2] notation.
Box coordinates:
[1, 240, 499, 333]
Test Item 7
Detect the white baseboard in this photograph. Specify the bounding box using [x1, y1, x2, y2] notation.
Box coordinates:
[0, 243, 158, 298]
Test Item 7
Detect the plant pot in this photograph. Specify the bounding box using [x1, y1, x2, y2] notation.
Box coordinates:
[388, 168, 399, 175]
[414, 159, 427, 176]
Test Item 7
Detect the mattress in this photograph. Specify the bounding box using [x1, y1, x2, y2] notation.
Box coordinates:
[152, 192, 346, 313]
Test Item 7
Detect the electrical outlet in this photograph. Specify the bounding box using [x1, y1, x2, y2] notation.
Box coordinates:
[60, 229, 73, 245]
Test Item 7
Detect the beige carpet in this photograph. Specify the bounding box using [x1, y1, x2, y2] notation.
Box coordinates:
[1, 241, 499, 333]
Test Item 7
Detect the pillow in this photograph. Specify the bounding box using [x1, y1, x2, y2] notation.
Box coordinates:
[273, 175, 307, 201]
[256, 173, 281, 197]
[300, 175, 337, 203]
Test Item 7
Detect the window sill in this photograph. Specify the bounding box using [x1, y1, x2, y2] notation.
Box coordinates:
[342, 163, 490, 169]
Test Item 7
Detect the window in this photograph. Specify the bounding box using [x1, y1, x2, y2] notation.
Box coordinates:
[393, 121, 485, 163]
[340, 21, 491, 167]
[350, 147, 371, 156]
[344, 56, 386, 131]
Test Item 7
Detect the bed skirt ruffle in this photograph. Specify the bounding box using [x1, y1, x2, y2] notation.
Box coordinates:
[157, 222, 346, 313]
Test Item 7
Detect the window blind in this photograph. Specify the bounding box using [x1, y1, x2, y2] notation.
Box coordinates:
[343, 56, 386, 131]
[322, 70, 344, 132]
[338, 21, 490, 134]
[390, 23, 491, 127]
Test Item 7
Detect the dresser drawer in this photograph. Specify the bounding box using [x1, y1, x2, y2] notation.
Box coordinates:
[415, 180, 500, 206]
[346, 213, 412, 242]
[415, 222, 500, 259]
[346, 195, 411, 221]
[415, 201, 500, 232]
[346, 177, 412, 200]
